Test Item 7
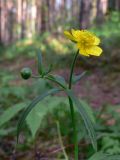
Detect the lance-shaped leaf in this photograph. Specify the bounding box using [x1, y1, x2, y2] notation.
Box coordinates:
[47, 74, 67, 88]
[37, 50, 43, 75]
[72, 71, 87, 84]
[17, 88, 61, 143]
[65, 89, 97, 151]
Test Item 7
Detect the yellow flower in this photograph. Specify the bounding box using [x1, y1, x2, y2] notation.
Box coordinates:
[64, 29, 102, 56]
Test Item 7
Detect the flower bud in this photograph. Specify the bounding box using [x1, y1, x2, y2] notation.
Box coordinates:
[21, 67, 32, 80]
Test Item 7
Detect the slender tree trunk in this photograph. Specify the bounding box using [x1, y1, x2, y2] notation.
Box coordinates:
[48, 0, 56, 32]
[0, 0, 2, 44]
[7, 0, 15, 43]
[35, 0, 41, 34]
[79, 0, 93, 29]
[29, 0, 36, 35]
[17, 0, 22, 39]
[90, 0, 97, 23]
[71, 0, 79, 18]
[41, 0, 47, 32]
[21, 0, 27, 38]
[96, 0, 108, 25]
[1, 0, 7, 44]
[115, 0, 120, 10]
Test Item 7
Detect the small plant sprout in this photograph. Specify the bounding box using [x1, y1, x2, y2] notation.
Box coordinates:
[18, 29, 103, 160]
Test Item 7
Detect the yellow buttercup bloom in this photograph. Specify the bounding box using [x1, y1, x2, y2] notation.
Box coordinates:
[64, 29, 102, 56]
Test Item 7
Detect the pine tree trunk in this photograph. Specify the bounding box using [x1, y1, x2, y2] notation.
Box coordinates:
[79, 0, 92, 29]
[0, 0, 2, 44]
[35, 0, 42, 34]
[41, 0, 47, 32]
[21, 0, 27, 38]
[96, 0, 108, 25]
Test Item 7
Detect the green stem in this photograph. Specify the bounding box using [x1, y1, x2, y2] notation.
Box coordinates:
[68, 50, 79, 160]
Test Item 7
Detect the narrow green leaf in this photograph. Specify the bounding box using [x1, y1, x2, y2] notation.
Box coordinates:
[65, 89, 97, 151]
[44, 64, 53, 75]
[48, 74, 66, 87]
[80, 100, 95, 123]
[72, 71, 87, 84]
[37, 51, 43, 75]
[0, 102, 27, 127]
[17, 88, 61, 143]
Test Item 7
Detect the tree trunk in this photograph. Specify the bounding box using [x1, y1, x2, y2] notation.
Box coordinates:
[21, 0, 27, 38]
[41, 0, 47, 32]
[0, 0, 2, 44]
[35, 0, 42, 34]
[96, 0, 108, 25]
[1, 0, 7, 44]
[79, 0, 93, 29]
[115, 0, 120, 11]
[7, 0, 15, 43]
[48, 0, 56, 32]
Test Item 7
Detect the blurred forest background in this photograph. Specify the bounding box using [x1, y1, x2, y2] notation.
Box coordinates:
[0, 0, 120, 44]
[0, 0, 120, 159]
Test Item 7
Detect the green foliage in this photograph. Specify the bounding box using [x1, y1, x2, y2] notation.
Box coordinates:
[48, 74, 67, 88]
[0, 89, 95, 141]
[65, 89, 97, 151]
[0, 128, 16, 136]
[101, 136, 120, 154]
[3, 33, 74, 62]
[96, 105, 120, 155]
[91, 12, 120, 38]
[72, 71, 87, 84]
[88, 152, 108, 160]
[0, 102, 28, 127]
[17, 88, 61, 141]
[0, 71, 29, 110]
[88, 151, 120, 160]
[26, 96, 68, 138]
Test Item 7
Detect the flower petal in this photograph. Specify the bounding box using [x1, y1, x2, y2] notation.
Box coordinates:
[64, 31, 75, 41]
[86, 46, 102, 56]
[77, 43, 89, 56]
[71, 29, 80, 37]
[94, 37, 100, 45]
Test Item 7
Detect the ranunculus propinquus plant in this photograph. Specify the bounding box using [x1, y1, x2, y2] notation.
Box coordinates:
[18, 29, 120, 159]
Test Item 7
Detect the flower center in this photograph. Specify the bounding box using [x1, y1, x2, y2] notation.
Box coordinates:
[81, 36, 95, 48]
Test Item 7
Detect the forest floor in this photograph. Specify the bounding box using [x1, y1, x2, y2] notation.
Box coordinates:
[56, 67, 120, 108]
[2, 57, 120, 109]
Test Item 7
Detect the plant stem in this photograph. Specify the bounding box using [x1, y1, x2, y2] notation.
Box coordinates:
[56, 121, 69, 160]
[68, 50, 79, 160]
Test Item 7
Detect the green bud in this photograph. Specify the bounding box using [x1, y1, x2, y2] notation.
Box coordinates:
[21, 67, 32, 80]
